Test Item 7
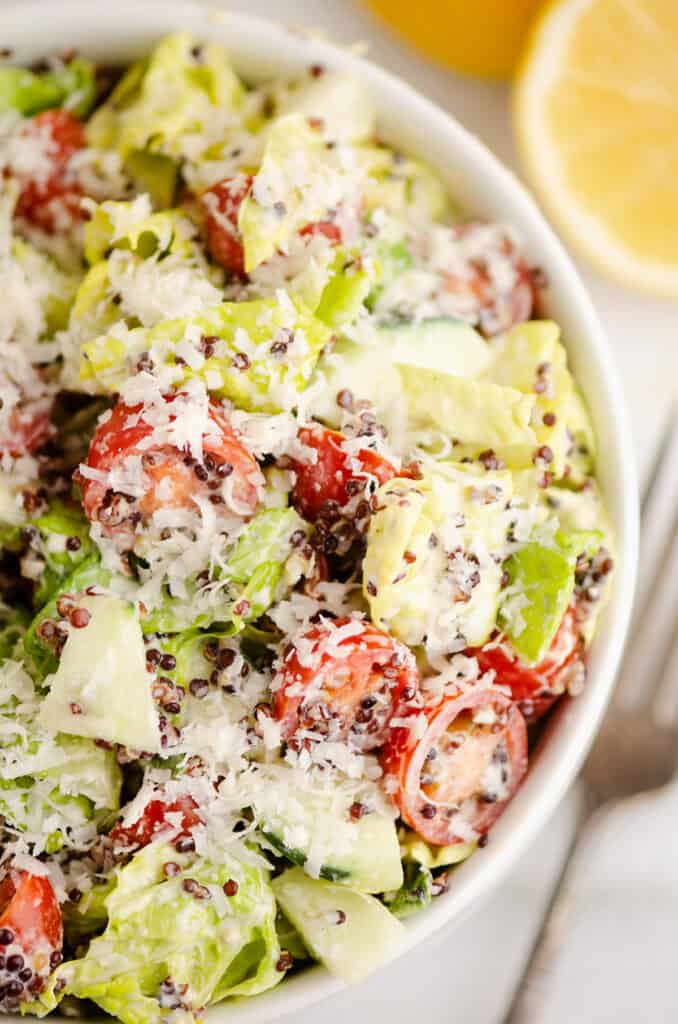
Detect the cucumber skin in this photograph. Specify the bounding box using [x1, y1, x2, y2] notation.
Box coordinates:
[263, 831, 350, 884]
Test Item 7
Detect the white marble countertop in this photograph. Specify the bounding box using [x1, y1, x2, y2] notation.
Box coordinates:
[9, 1, 677, 1019]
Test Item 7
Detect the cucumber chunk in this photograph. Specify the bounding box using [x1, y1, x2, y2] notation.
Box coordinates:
[272, 868, 405, 983]
[383, 317, 491, 377]
[38, 595, 162, 752]
[256, 782, 403, 894]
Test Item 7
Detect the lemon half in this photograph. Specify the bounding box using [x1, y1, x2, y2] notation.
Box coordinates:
[514, 0, 678, 297]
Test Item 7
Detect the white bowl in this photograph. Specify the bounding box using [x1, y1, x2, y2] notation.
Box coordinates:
[1, 4, 639, 1021]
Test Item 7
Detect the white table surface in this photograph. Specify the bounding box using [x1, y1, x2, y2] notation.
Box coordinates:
[13, 1, 678, 1020]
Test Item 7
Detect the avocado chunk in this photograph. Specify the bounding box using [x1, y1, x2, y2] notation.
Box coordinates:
[38, 595, 163, 752]
[123, 149, 179, 211]
[272, 868, 405, 983]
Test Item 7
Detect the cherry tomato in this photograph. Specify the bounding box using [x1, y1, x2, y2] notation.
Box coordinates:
[381, 686, 528, 845]
[201, 176, 343, 276]
[472, 607, 583, 722]
[292, 425, 400, 524]
[108, 792, 202, 852]
[80, 394, 263, 540]
[0, 869, 62, 1008]
[12, 110, 85, 234]
[0, 402, 52, 458]
[298, 220, 342, 244]
[200, 174, 253, 277]
[273, 615, 420, 752]
[442, 222, 536, 337]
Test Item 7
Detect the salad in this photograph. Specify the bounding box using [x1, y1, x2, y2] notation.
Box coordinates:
[0, 33, 614, 1022]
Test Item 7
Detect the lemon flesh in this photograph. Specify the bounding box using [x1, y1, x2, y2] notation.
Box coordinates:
[515, 0, 678, 296]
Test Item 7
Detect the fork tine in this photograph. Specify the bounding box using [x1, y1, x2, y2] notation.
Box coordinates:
[617, 509, 678, 709]
[634, 408, 678, 617]
[614, 410, 678, 710]
[653, 627, 678, 726]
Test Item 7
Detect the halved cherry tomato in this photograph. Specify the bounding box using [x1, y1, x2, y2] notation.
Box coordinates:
[298, 220, 342, 244]
[200, 175, 343, 277]
[292, 425, 400, 524]
[0, 869, 62, 1008]
[80, 394, 263, 540]
[200, 174, 253, 277]
[273, 616, 420, 752]
[12, 110, 85, 234]
[0, 402, 53, 458]
[108, 792, 202, 852]
[443, 222, 536, 337]
[381, 687, 528, 846]
[472, 607, 583, 722]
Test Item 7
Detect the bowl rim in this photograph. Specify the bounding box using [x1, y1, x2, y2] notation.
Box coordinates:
[0, 3, 639, 1021]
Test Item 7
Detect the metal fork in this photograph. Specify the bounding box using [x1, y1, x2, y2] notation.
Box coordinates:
[504, 409, 678, 1023]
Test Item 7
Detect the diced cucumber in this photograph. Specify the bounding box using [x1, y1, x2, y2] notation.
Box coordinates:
[256, 784, 403, 894]
[272, 868, 405, 983]
[38, 595, 162, 752]
[383, 317, 491, 377]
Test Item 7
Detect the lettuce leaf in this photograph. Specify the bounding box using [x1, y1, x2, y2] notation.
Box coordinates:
[87, 32, 244, 161]
[41, 842, 282, 1023]
[0, 57, 96, 117]
[81, 296, 332, 412]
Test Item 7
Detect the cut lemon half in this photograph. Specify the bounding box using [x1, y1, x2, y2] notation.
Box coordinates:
[514, 0, 678, 297]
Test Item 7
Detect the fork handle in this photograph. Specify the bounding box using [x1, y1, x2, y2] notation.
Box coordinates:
[503, 788, 595, 1023]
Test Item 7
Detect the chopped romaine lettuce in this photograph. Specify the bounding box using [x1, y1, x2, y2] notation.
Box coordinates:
[363, 466, 514, 653]
[0, 57, 96, 117]
[382, 859, 433, 919]
[238, 114, 355, 272]
[42, 841, 282, 1022]
[138, 507, 306, 635]
[0, 608, 29, 663]
[487, 320, 574, 476]
[405, 370, 537, 464]
[81, 296, 332, 411]
[12, 238, 81, 335]
[499, 528, 603, 665]
[84, 199, 194, 265]
[22, 499, 94, 609]
[561, 388, 597, 486]
[276, 72, 376, 143]
[87, 32, 244, 161]
[358, 146, 453, 221]
[0, 659, 121, 846]
[315, 256, 372, 329]
[22, 556, 111, 678]
[63, 874, 117, 945]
